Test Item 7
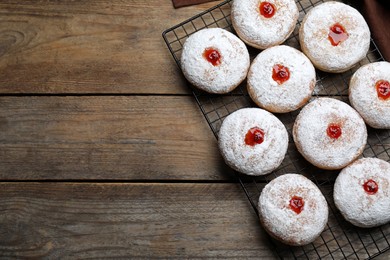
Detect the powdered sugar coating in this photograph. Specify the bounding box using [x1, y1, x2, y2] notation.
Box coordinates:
[231, 0, 299, 49]
[349, 61, 390, 129]
[218, 108, 288, 176]
[299, 1, 370, 73]
[258, 174, 328, 246]
[247, 45, 316, 113]
[293, 98, 367, 170]
[334, 158, 390, 228]
[180, 28, 250, 94]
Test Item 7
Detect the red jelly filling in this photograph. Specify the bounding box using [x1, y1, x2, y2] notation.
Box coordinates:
[260, 2, 276, 18]
[363, 179, 378, 195]
[327, 124, 342, 139]
[245, 127, 265, 146]
[272, 64, 290, 85]
[289, 196, 304, 214]
[376, 80, 390, 100]
[328, 23, 349, 46]
[203, 48, 221, 66]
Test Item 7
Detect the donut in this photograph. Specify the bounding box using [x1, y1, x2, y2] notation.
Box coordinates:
[334, 158, 390, 228]
[299, 1, 370, 73]
[293, 98, 367, 170]
[180, 28, 250, 94]
[349, 61, 390, 129]
[247, 45, 316, 113]
[258, 174, 329, 246]
[218, 107, 288, 176]
[231, 0, 299, 50]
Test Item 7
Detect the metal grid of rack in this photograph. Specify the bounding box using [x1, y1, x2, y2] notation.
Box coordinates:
[162, 0, 390, 258]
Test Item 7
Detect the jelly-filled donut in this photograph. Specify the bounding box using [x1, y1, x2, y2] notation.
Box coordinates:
[180, 28, 250, 94]
[231, 0, 299, 50]
[218, 108, 288, 176]
[334, 158, 390, 228]
[299, 1, 370, 73]
[258, 174, 328, 246]
[247, 45, 316, 113]
[349, 61, 390, 129]
[293, 98, 367, 170]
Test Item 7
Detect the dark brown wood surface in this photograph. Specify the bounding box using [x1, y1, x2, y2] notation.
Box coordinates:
[0, 0, 203, 94]
[0, 182, 276, 259]
[0, 96, 235, 180]
[0, 0, 274, 258]
[0, 0, 389, 259]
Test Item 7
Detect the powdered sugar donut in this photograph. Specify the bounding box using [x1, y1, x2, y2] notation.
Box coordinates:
[231, 0, 299, 50]
[180, 28, 250, 94]
[293, 98, 367, 170]
[218, 108, 288, 176]
[334, 158, 390, 228]
[299, 1, 370, 73]
[247, 45, 316, 113]
[349, 61, 390, 129]
[258, 174, 328, 246]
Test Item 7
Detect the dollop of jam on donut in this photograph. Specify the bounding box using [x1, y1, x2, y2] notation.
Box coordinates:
[272, 64, 290, 85]
[363, 179, 378, 195]
[245, 127, 265, 146]
[376, 80, 390, 100]
[260, 2, 276, 18]
[327, 123, 342, 139]
[328, 23, 349, 46]
[289, 196, 304, 214]
[203, 48, 221, 66]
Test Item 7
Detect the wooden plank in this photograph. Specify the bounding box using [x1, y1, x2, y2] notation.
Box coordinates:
[1, 184, 389, 259]
[0, 0, 223, 94]
[0, 96, 234, 180]
[0, 182, 277, 259]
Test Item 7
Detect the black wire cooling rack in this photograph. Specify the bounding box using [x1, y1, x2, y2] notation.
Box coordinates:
[162, 0, 390, 259]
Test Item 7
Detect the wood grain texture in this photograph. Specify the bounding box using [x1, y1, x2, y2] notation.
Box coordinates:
[0, 95, 234, 180]
[0, 182, 276, 259]
[172, 0, 219, 8]
[0, 0, 223, 94]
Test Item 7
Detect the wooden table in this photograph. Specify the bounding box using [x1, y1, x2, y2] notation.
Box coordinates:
[0, 0, 389, 258]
